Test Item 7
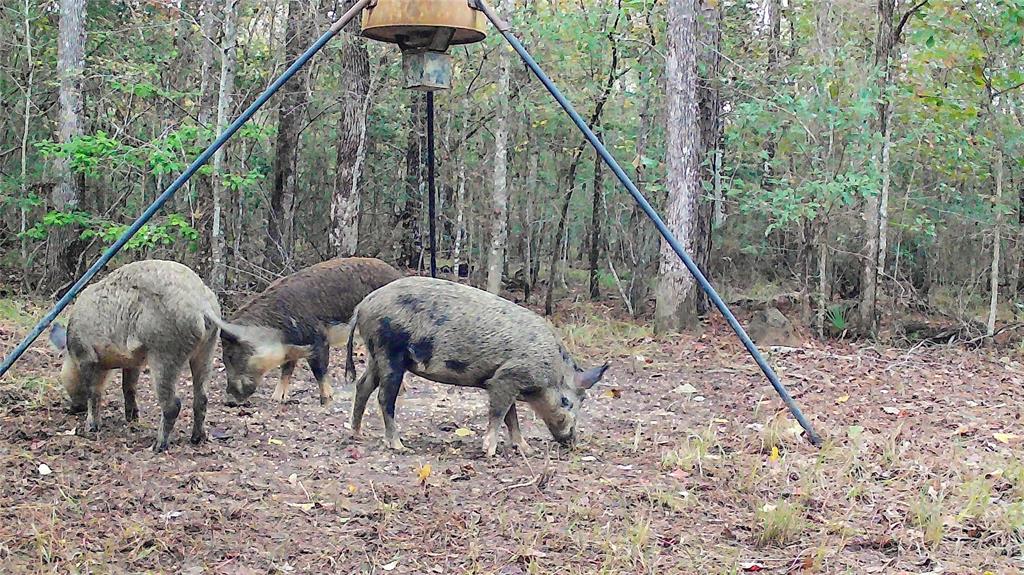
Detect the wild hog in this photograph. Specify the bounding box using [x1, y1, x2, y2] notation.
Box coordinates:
[207, 257, 401, 406]
[48, 260, 220, 452]
[345, 276, 609, 456]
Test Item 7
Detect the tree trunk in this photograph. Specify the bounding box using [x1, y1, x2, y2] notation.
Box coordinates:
[587, 142, 604, 300]
[265, 0, 312, 271]
[988, 149, 1004, 336]
[655, 0, 703, 333]
[46, 0, 87, 293]
[399, 93, 424, 269]
[486, 3, 511, 295]
[330, 0, 370, 257]
[195, 0, 219, 276]
[545, 145, 586, 316]
[858, 0, 896, 335]
[695, 0, 721, 314]
[210, 0, 239, 292]
[759, 0, 781, 192]
[20, 0, 35, 267]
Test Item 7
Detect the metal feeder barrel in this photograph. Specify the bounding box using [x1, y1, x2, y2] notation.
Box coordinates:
[362, 0, 487, 50]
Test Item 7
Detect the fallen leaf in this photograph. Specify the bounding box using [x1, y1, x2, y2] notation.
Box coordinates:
[268, 437, 283, 446]
[601, 388, 621, 399]
[454, 428, 474, 437]
[346, 483, 358, 495]
[835, 394, 850, 404]
[417, 463, 432, 483]
[38, 464, 52, 476]
[675, 383, 699, 394]
[580, 455, 597, 462]
[381, 559, 399, 571]
[881, 406, 900, 415]
[285, 502, 314, 512]
[669, 468, 688, 480]
[768, 446, 780, 463]
[740, 561, 765, 571]
[993, 433, 1017, 444]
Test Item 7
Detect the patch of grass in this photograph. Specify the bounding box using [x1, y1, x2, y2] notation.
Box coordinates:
[559, 307, 656, 359]
[908, 491, 946, 549]
[757, 500, 806, 545]
[661, 427, 719, 475]
[957, 477, 994, 522]
[0, 298, 37, 328]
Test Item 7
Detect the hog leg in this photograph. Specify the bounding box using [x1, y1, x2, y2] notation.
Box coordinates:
[121, 367, 140, 423]
[307, 341, 333, 407]
[150, 358, 184, 453]
[271, 361, 296, 402]
[350, 363, 378, 437]
[84, 366, 109, 433]
[483, 388, 516, 457]
[188, 332, 217, 444]
[377, 361, 407, 451]
[504, 403, 531, 455]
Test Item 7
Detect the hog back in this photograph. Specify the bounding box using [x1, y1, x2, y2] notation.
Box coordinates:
[230, 257, 401, 347]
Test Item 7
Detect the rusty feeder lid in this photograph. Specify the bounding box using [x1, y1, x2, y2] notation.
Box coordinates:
[361, 0, 487, 90]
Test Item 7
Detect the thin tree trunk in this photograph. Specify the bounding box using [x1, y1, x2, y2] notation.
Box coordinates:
[210, 0, 239, 292]
[195, 0, 219, 275]
[989, 150, 1004, 336]
[265, 0, 312, 271]
[545, 146, 586, 316]
[655, 0, 702, 333]
[695, 0, 722, 314]
[46, 0, 87, 293]
[399, 93, 424, 269]
[487, 1, 511, 294]
[523, 144, 539, 301]
[330, 0, 370, 257]
[587, 141, 604, 300]
[20, 0, 35, 267]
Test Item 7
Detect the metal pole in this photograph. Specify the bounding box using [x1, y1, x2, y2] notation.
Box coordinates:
[0, 0, 371, 380]
[472, 0, 822, 446]
[426, 91, 438, 278]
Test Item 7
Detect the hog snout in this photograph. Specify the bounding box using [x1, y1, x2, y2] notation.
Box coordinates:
[226, 379, 257, 405]
[65, 397, 87, 414]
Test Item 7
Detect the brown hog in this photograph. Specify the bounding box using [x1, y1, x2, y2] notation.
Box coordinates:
[345, 276, 609, 456]
[207, 257, 401, 406]
[48, 260, 220, 452]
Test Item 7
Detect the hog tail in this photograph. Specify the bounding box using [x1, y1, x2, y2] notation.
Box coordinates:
[345, 309, 359, 382]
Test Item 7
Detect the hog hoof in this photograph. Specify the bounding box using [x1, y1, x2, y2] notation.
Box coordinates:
[270, 388, 288, 402]
[151, 439, 169, 453]
[319, 392, 334, 408]
[86, 419, 99, 434]
[385, 437, 406, 452]
[190, 430, 207, 445]
[125, 407, 139, 422]
[513, 441, 532, 456]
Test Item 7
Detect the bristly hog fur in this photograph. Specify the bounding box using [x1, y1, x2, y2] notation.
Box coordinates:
[48, 259, 220, 452]
[208, 257, 401, 406]
[345, 276, 609, 456]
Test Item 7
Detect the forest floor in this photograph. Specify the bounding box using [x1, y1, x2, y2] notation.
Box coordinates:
[1, 293, 1024, 574]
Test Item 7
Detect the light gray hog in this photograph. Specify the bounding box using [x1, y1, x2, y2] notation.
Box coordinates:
[206, 257, 401, 406]
[345, 276, 609, 456]
[49, 260, 220, 452]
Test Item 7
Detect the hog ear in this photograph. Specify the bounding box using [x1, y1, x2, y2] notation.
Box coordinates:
[49, 322, 68, 352]
[575, 362, 610, 390]
[205, 311, 242, 344]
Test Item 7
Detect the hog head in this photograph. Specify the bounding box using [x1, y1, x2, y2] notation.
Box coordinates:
[528, 362, 609, 446]
[49, 322, 89, 413]
[206, 313, 309, 404]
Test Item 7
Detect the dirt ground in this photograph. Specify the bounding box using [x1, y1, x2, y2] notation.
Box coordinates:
[2, 296, 1024, 574]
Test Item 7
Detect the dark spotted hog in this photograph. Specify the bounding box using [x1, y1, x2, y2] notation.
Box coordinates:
[345, 276, 608, 456]
[207, 257, 401, 406]
[48, 260, 220, 452]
